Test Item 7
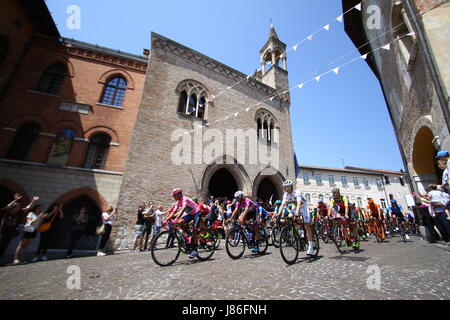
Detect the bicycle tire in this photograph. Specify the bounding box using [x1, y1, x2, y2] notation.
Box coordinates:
[279, 226, 299, 265]
[272, 225, 282, 248]
[150, 230, 181, 267]
[197, 230, 216, 261]
[225, 228, 245, 260]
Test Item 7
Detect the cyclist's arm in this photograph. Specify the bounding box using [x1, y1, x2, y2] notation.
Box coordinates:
[296, 198, 303, 216]
[278, 203, 286, 218]
[239, 207, 249, 223]
[229, 206, 240, 221]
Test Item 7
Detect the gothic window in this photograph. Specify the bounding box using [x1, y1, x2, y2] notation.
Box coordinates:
[83, 134, 111, 169]
[100, 76, 127, 107]
[392, 2, 417, 70]
[36, 63, 67, 95]
[0, 36, 7, 69]
[176, 80, 208, 120]
[7, 123, 40, 161]
[255, 109, 278, 145]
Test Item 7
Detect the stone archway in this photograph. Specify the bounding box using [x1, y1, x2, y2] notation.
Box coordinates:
[252, 169, 285, 204]
[0, 179, 30, 209]
[208, 168, 239, 200]
[411, 126, 442, 192]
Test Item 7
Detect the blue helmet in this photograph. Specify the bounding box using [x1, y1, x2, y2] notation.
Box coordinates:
[436, 150, 449, 158]
[275, 200, 282, 205]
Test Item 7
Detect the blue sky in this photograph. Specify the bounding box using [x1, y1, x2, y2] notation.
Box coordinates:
[46, 0, 405, 171]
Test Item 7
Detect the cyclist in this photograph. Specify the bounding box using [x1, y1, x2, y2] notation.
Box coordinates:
[227, 191, 261, 253]
[366, 198, 386, 240]
[317, 199, 328, 221]
[388, 199, 410, 240]
[166, 188, 202, 258]
[328, 188, 360, 249]
[277, 180, 315, 256]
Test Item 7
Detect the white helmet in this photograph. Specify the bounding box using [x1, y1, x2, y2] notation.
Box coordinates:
[283, 180, 293, 187]
[234, 191, 244, 199]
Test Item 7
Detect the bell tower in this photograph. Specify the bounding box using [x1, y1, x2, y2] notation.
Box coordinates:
[259, 25, 289, 97]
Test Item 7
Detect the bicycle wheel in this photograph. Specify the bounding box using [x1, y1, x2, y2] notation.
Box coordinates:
[307, 228, 320, 258]
[150, 230, 181, 267]
[375, 223, 383, 243]
[320, 222, 330, 243]
[272, 225, 282, 248]
[225, 228, 245, 260]
[211, 229, 221, 249]
[265, 226, 273, 246]
[333, 223, 344, 248]
[258, 229, 269, 254]
[279, 226, 299, 265]
[197, 230, 216, 261]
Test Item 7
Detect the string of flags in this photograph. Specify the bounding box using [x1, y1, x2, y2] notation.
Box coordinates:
[178, 31, 415, 137]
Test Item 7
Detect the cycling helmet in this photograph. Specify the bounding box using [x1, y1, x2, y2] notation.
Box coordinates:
[275, 200, 282, 205]
[283, 180, 293, 187]
[436, 150, 449, 158]
[390, 199, 397, 204]
[171, 188, 183, 197]
[331, 187, 340, 194]
[234, 191, 244, 199]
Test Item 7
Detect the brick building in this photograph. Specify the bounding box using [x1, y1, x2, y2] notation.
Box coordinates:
[112, 30, 296, 249]
[343, 0, 449, 194]
[0, 0, 148, 253]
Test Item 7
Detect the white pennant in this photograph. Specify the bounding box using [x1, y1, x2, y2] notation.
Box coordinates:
[198, 125, 202, 128]
[283, 90, 289, 94]
[407, 31, 416, 37]
[211, 95, 215, 100]
[234, 112, 239, 117]
[293, 44, 299, 51]
[361, 54, 368, 60]
[227, 86, 232, 90]
[315, 76, 321, 82]
[382, 43, 391, 51]
[245, 107, 250, 112]
[270, 97, 274, 101]
[333, 67, 340, 75]
[191, 130, 195, 133]
[336, 15, 343, 23]
[323, 24, 330, 31]
[297, 83, 304, 89]
[307, 35, 313, 41]
[354, 3, 361, 11]
[246, 75, 251, 80]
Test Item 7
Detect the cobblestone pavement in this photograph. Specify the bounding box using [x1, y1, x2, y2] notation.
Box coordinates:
[0, 234, 449, 300]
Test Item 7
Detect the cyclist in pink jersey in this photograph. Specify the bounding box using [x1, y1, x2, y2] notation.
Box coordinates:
[166, 188, 202, 258]
[227, 191, 261, 253]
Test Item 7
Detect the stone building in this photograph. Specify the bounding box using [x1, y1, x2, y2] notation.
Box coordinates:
[0, 0, 148, 253]
[343, 0, 449, 194]
[112, 30, 296, 249]
[298, 165, 411, 211]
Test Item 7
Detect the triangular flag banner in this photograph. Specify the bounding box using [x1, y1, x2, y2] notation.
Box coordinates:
[336, 15, 343, 23]
[245, 107, 250, 112]
[293, 44, 299, 51]
[354, 3, 361, 11]
[382, 44, 391, 50]
[315, 76, 321, 82]
[361, 54, 368, 60]
[198, 125, 202, 128]
[283, 90, 289, 94]
[234, 112, 238, 117]
[407, 31, 416, 37]
[270, 97, 274, 101]
[225, 116, 229, 120]
[307, 35, 313, 41]
[211, 95, 215, 100]
[333, 67, 340, 75]
[324, 24, 330, 31]
[246, 75, 251, 80]
[191, 130, 195, 133]
[227, 86, 232, 90]
[297, 83, 304, 89]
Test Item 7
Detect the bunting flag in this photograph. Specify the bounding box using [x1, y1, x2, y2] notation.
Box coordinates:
[293, 44, 299, 51]
[333, 67, 340, 75]
[246, 75, 251, 80]
[382, 44, 391, 50]
[336, 15, 343, 23]
[361, 53, 368, 60]
[354, 3, 362, 11]
[234, 112, 239, 117]
[315, 76, 321, 82]
[297, 83, 304, 89]
[323, 24, 330, 31]
[245, 107, 250, 112]
[307, 35, 313, 41]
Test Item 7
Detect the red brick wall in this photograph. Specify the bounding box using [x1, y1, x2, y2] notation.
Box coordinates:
[413, 0, 448, 12]
[0, 35, 147, 172]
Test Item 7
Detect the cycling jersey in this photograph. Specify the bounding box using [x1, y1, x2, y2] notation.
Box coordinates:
[388, 205, 404, 218]
[257, 206, 269, 220]
[235, 197, 257, 221]
[366, 203, 381, 218]
[282, 190, 310, 223]
[173, 196, 200, 215]
[330, 196, 348, 215]
[317, 203, 328, 217]
[197, 203, 211, 216]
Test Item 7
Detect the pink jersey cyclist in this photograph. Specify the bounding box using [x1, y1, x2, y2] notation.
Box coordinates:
[173, 196, 200, 215]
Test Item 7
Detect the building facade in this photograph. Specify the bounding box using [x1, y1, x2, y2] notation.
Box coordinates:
[298, 165, 411, 211]
[112, 30, 296, 249]
[0, 0, 148, 253]
[343, 0, 450, 194]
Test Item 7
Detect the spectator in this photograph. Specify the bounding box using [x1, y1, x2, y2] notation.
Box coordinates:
[0, 194, 39, 260]
[66, 206, 89, 258]
[140, 202, 154, 251]
[32, 203, 64, 262]
[436, 151, 449, 194]
[416, 194, 440, 243]
[97, 206, 115, 256]
[423, 184, 450, 243]
[150, 205, 164, 242]
[13, 204, 47, 265]
[132, 202, 145, 252]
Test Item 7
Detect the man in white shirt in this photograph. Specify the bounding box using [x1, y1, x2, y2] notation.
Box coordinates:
[151, 205, 164, 243]
[436, 150, 450, 195]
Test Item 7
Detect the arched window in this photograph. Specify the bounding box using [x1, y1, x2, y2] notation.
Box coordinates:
[392, 2, 417, 70]
[0, 36, 8, 68]
[176, 80, 208, 120]
[83, 134, 111, 169]
[36, 63, 67, 95]
[47, 128, 75, 166]
[255, 109, 278, 145]
[7, 123, 40, 161]
[100, 76, 127, 107]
